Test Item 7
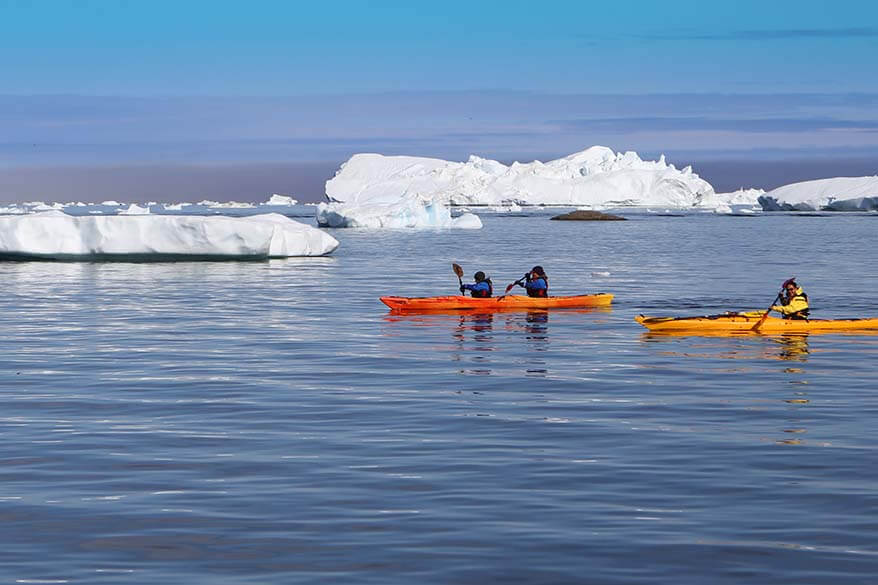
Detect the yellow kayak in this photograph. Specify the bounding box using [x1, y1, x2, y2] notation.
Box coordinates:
[635, 313, 878, 334]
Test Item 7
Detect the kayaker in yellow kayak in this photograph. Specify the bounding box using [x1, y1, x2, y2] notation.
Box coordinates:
[459, 271, 493, 298]
[771, 278, 810, 319]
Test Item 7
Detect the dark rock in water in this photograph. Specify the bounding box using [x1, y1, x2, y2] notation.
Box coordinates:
[550, 210, 626, 221]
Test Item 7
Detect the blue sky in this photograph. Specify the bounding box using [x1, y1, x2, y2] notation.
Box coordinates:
[2, 0, 877, 95]
[1, 0, 877, 201]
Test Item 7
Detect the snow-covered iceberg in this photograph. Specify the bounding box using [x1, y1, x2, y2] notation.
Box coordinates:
[715, 188, 765, 206]
[758, 176, 878, 211]
[316, 197, 482, 229]
[119, 203, 151, 215]
[265, 194, 298, 206]
[324, 146, 719, 209]
[0, 211, 339, 260]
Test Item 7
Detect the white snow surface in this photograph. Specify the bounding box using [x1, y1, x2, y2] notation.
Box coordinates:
[758, 176, 878, 211]
[325, 147, 721, 209]
[0, 211, 339, 259]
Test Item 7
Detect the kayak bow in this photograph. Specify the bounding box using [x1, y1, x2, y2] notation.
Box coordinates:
[381, 293, 613, 311]
[635, 313, 878, 334]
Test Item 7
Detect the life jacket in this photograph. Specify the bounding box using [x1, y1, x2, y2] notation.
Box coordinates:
[526, 277, 548, 298]
[472, 279, 493, 298]
[782, 288, 810, 319]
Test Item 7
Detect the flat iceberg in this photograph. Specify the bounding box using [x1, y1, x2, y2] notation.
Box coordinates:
[324, 146, 720, 209]
[316, 197, 482, 229]
[758, 176, 878, 211]
[0, 211, 339, 260]
[265, 194, 298, 206]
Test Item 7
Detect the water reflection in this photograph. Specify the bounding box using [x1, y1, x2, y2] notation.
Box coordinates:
[641, 331, 817, 445]
[778, 359, 810, 446]
[774, 335, 809, 361]
[381, 308, 584, 377]
[641, 332, 811, 362]
[453, 313, 495, 375]
[448, 311, 551, 375]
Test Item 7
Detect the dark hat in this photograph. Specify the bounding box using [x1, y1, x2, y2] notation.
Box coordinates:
[474, 271, 486, 281]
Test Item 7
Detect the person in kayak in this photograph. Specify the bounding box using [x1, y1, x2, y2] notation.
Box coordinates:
[771, 278, 810, 319]
[511, 266, 548, 297]
[460, 271, 493, 298]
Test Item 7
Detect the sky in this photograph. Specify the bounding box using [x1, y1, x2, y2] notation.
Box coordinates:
[1, 0, 877, 202]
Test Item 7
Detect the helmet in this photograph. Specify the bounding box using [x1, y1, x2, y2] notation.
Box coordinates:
[474, 271, 486, 282]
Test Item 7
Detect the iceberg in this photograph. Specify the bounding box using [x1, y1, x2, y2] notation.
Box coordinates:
[207, 201, 256, 209]
[324, 146, 720, 209]
[758, 176, 878, 211]
[714, 188, 765, 206]
[119, 203, 151, 215]
[266, 194, 298, 206]
[316, 197, 482, 229]
[0, 211, 339, 260]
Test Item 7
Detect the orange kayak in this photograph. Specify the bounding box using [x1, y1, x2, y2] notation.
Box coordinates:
[381, 293, 613, 311]
[636, 313, 878, 334]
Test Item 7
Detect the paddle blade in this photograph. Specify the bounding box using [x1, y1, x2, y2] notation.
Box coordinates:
[505, 283, 514, 293]
[452, 263, 463, 278]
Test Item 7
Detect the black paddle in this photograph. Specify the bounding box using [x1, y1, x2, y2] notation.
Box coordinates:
[751, 291, 782, 331]
[452, 263, 464, 293]
[504, 275, 527, 294]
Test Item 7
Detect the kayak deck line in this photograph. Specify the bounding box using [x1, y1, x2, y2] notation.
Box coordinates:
[380, 293, 613, 311]
[635, 313, 878, 334]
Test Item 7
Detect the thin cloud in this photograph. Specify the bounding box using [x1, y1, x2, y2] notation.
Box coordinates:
[639, 27, 878, 41]
[554, 117, 878, 134]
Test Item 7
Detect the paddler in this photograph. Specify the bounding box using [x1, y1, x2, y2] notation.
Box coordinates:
[510, 265, 548, 298]
[771, 278, 810, 320]
[460, 271, 493, 298]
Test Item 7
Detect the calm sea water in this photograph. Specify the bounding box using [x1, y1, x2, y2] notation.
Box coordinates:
[1, 211, 876, 584]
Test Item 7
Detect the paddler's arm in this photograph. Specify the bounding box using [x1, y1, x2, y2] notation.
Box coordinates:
[771, 297, 808, 315]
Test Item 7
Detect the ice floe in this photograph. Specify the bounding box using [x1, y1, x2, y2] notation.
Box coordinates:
[0, 211, 338, 259]
[758, 176, 878, 211]
[316, 197, 481, 229]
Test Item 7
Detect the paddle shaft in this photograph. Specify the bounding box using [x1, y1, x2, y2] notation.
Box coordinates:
[505, 276, 526, 294]
[752, 292, 782, 330]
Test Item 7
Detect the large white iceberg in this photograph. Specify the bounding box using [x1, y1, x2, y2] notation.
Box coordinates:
[0, 211, 339, 259]
[758, 176, 878, 211]
[324, 146, 719, 209]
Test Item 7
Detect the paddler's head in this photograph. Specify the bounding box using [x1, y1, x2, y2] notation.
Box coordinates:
[531, 266, 545, 278]
[474, 271, 486, 282]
